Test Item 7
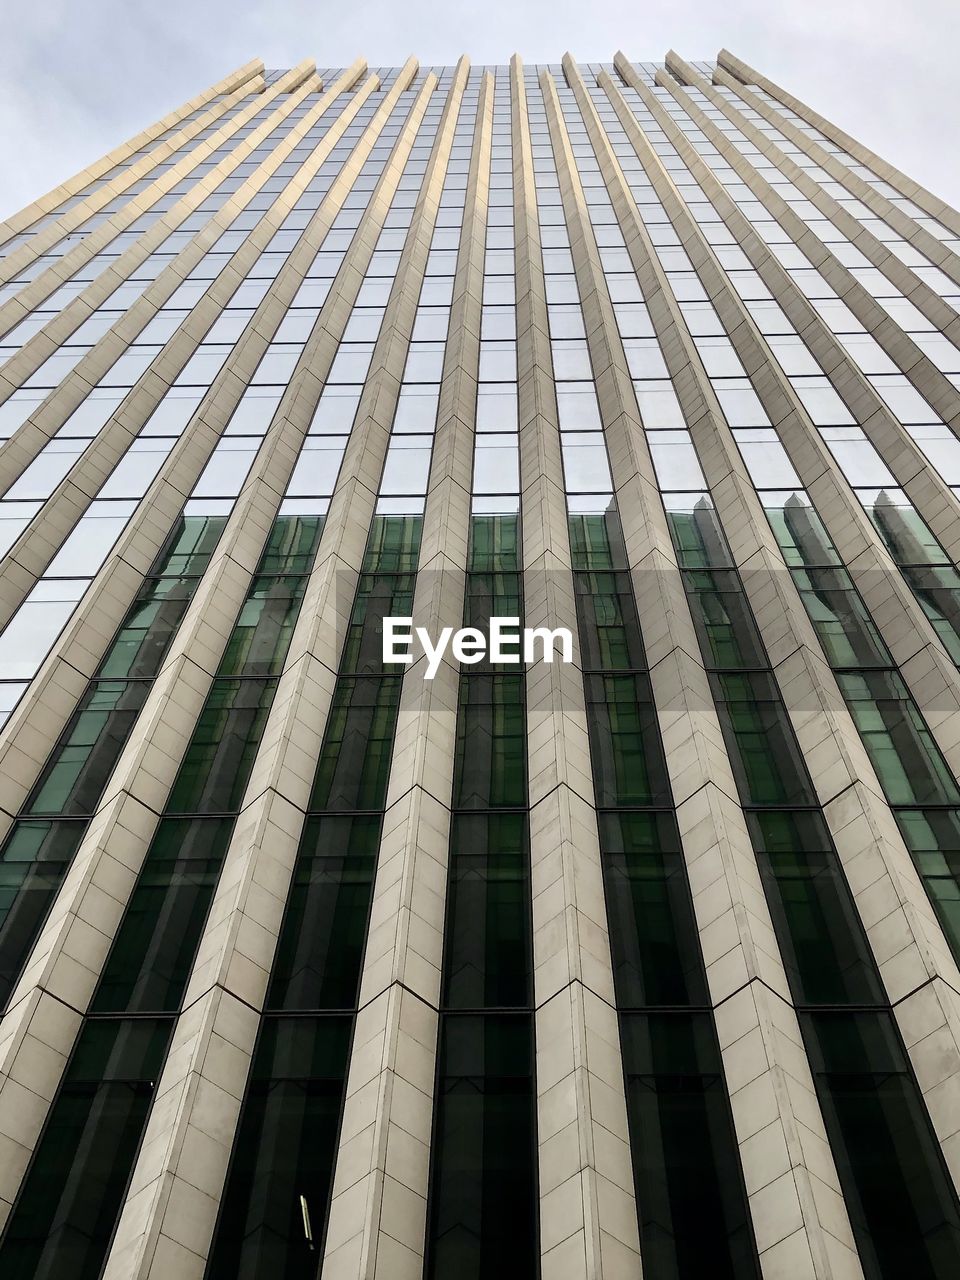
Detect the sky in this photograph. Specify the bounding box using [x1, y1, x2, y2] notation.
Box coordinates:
[2, 0, 959, 222]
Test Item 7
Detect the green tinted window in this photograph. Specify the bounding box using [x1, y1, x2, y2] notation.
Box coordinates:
[711, 671, 815, 805]
[452, 675, 526, 808]
[836, 671, 960, 805]
[92, 816, 234, 1013]
[470, 514, 519, 573]
[791, 566, 891, 668]
[155, 514, 227, 577]
[97, 577, 195, 679]
[341, 572, 417, 674]
[682, 568, 767, 668]
[897, 810, 960, 963]
[310, 676, 402, 811]
[217, 575, 307, 676]
[27, 681, 149, 816]
[208, 1016, 351, 1280]
[804, 1011, 960, 1280]
[902, 565, 960, 665]
[363, 514, 422, 572]
[584, 673, 671, 806]
[765, 495, 841, 567]
[600, 812, 708, 1007]
[620, 1012, 760, 1280]
[167, 678, 276, 813]
[256, 514, 324, 575]
[444, 814, 530, 1009]
[574, 571, 647, 670]
[0, 1017, 171, 1280]
[427, 1015, 537, 1280]
[0, 820, 85, 1007]
[748, 811, 883, 1005]
[665, 500, 732, 569]
[268, 816, 380, 1011]
[568, 508, 627, 570]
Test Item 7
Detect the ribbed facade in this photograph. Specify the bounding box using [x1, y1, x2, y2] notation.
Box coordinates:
[1, 47, 960, 1280]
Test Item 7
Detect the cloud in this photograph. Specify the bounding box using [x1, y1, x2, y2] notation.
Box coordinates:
[1, 0, 958, 219]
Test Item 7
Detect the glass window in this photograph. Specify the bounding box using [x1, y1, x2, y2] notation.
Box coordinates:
[204, 1015, 352, 1280]
[310, 676, 402, 811]
[268, 816, 379, 1011]
[443, 814, 530, 1009]
[584, 673, 670, 806]
[309, 386, 361, 436]
[57, 390, 126, 438]
[426, 1015, 537, 1280]
[453, 674, 526, 808]
[633, 381, 686, 429]
[98, 440, 174, 499]
[620, 1012, 760, 1280]
[748, 811, 883, 1004]
[556, 384, 601, 431]
[165, 678, 276, 813]
[4, 439, 86, 500]
[0, 820, 86, 1006]
[803, 1010, 960, 1280]
[192, 440, 258, 498]
[836, 670, 960, 805]
[473, 436, 520, 494]
[0, 1017, 172, 1280]
[600, 812, 708, 1007]
[710, 671, 815, 805]
[140, 388, 203, 436]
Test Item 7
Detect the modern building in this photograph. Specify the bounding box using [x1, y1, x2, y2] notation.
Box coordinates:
[0, 44, 960, 1280]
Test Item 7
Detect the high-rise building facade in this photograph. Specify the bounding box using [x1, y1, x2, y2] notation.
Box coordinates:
[1, 44, 960, 1280]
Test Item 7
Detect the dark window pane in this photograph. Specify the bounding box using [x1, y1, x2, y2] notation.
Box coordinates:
[574, 571, 647, 670]
[620, 1012, 760, 1280]
[790, 566, 891, 667]
[0, 1018, 171, 1280]
[896, 810, 960, 964]
[836, 671, 960, 805]
[0, 821, 86, 1007]
[682, 569, 767, 668]
[599, 812, 708, 1007]
[748, 811, 883, 1005]
[427, 1015, 537, 1280]
[167, 678, 277, 813]
[452, 675, 526, 808]
[207, 1016, 351, 1280]
[92, 816, 234, 1013]
[803, 1011, 960, 1280]
[902, 565, 960, 665]
[310, 676, 402, 811]
[443, 815, 530, 1009]
[268, 816, 380, 1011]
[341, 573, 417, 674]
[463, 573, 522, 663]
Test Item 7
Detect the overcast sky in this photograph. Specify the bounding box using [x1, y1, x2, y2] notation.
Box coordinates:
[2, 0, 959, 222]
